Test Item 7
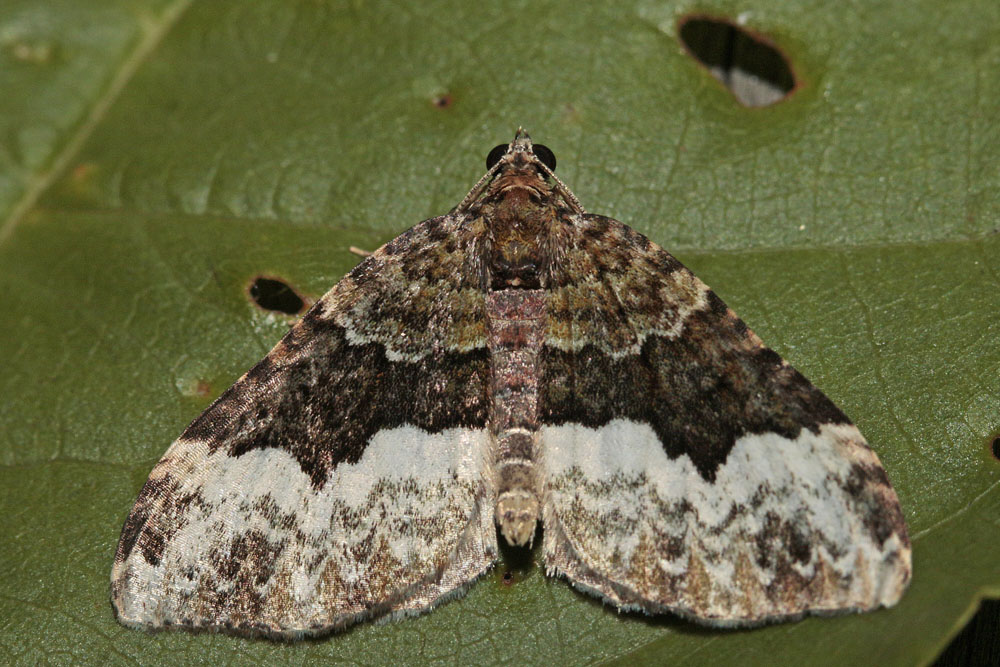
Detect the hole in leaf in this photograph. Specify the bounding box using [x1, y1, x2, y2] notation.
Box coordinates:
[432, 93, 453, 109]
[933, 598, 1000, 666]
[991, 436, 1000, 462]
[496, 524, 538, 584]
[248, 276, 306, 315]
[678, 15, 796, 107]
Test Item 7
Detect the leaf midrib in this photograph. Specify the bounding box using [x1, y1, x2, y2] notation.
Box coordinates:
[0, 0, 194, 245]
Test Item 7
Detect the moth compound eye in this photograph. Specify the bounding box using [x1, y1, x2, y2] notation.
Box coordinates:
[486, 144, 509, 170]
[532, 144, 556, 172]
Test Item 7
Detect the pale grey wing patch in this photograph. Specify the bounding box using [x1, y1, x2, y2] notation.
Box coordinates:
[540, 420, 911, 626]
[111, 426, 497, 637]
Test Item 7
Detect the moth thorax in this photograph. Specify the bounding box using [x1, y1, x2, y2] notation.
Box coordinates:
[486, 195, 556, 289]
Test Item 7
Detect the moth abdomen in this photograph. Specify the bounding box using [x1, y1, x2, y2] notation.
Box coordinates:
[486, 289, 545, 547]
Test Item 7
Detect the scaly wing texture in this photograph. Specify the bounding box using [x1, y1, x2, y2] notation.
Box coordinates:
[111, 214, 498, 638]
[540, 214, 910, 626]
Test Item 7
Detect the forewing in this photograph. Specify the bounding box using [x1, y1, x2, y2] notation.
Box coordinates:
[540, 214, 910, 626]
[111, 214, 498, 637]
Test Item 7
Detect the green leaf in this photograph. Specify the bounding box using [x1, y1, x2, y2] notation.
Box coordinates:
[1, 0, 998, 665]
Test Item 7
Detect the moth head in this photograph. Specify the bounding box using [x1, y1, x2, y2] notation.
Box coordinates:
[486, 128, 557, 175]
[455, 128, 578, 215]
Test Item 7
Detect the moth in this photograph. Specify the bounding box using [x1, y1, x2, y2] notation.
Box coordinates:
[111, 129, 910, 638]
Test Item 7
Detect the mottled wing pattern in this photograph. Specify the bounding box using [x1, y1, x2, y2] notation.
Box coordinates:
[111, 214, 498, 638]
[540, 214, 911, 626]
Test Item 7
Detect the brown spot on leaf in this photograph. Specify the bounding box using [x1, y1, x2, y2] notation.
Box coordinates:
[175, 376, 214, 399]
[501, 570, 514, 586]
[62, 162, 101, 200]
[247, 275, 308, 315]
[71, 162, 96, 182]
[678, 15, 797, 107]
[7, 38, 55, 64]
[432, 93, 453, 109]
